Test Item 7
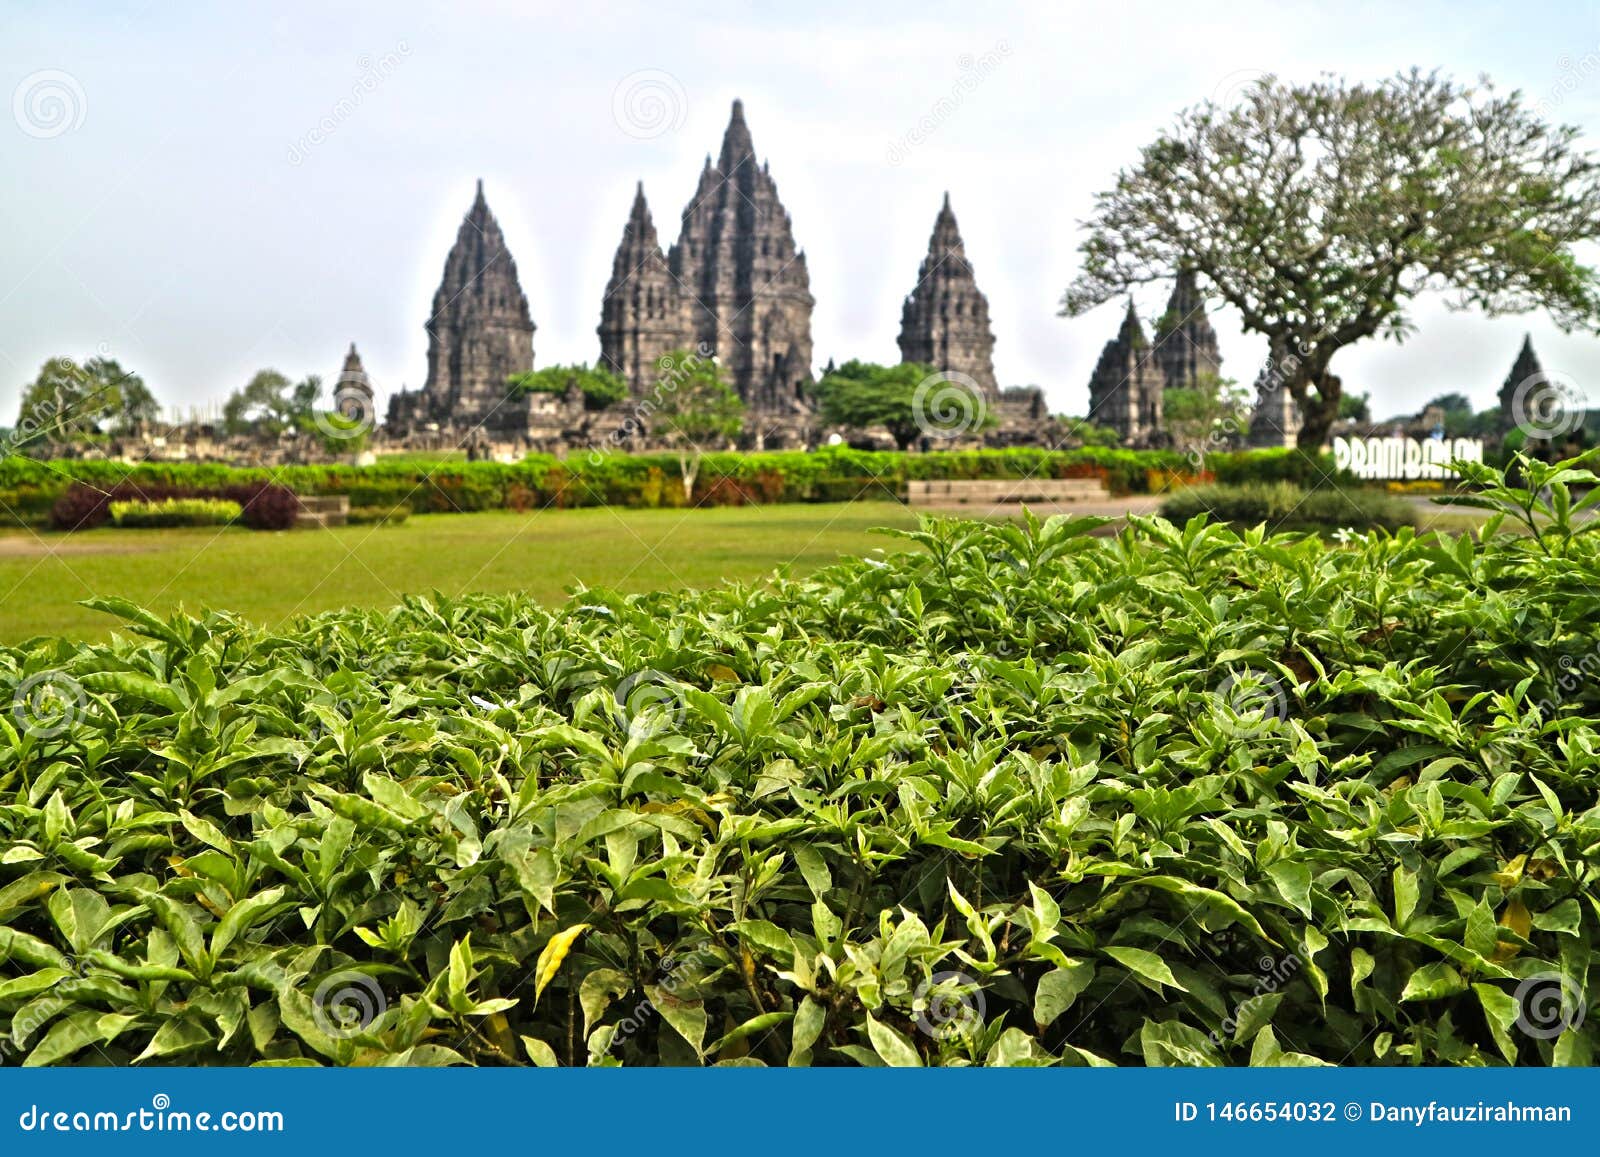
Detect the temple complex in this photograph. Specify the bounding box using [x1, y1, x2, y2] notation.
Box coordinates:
[596, 100, 815, 445]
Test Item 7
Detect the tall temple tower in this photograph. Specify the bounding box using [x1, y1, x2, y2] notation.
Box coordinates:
[598, 182, 684, 395]
[1498, 334, 1546, 427]
[666, 100, 814, 416]
[1086, 301, 1165, 445]
[897, 193, 998, 397]
[1152, 270, 1222, 392]
[414, 180, 536, 434]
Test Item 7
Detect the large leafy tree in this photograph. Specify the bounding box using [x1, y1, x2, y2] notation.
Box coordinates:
[223, 370, 321, 436]
[646, 351, 744, 501]
[14, 355, 159, 445]
[1062, 71, 1600, 449]
[813, 359, 994, 450]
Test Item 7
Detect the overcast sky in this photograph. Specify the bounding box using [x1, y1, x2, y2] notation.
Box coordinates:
[3, 0, 1598, 424]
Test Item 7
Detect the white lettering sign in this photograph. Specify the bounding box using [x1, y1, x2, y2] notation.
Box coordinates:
[1332, 437, 1483, 481]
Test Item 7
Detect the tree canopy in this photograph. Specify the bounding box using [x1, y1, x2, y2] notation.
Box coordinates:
[13, 355, 159, 446]
[645, 351, 745, 500]
[223, 370, 321, 436]
[812, 360, 993, 450]
[1062, 71, 1600, 449]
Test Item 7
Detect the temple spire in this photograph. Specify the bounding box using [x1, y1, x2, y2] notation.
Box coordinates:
[718, 98, 756, 173]
[1153, 269, 1222, 390]
[898, 194, 996, 398]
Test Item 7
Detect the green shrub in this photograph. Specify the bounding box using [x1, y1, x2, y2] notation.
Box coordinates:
[0, 446, 1217, 512]
[2, 451, 1597, 1067]
[1210, 448, 1344, 485]
[107, 497, 243, 527]
[347, 504, 411, 526]
[0, 484, 65, 527]
[1159, 481, 1413, 533]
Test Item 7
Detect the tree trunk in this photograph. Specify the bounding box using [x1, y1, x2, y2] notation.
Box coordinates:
[679, 453, 698, 504]
[1293, 370, 1343, 452]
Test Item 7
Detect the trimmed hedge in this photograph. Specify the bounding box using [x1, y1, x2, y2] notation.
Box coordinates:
[3, 448, 1349, 528]
[1159, 482, 1415, 533]
[108, 498, 243, 528]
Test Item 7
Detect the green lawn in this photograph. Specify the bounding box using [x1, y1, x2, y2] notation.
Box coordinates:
[0, 503, 922, 642]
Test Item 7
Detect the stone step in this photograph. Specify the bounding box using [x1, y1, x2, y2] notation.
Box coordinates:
[906, 478, 1111, 505]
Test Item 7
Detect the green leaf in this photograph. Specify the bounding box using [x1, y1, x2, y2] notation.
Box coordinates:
[1033, 960, 1095, 1026]
[134, 1017, 215, 1063]
[24, 1010, 113, 1067]
[1400, 961, 1467, 1002]
[1265, 861, 1313, 918]
[1103, 946, 1186, 992]
[864, 1014, 922, 1067]
[707, 1010, 793, 1055]
[210, 887, 288, 961]
[789, 996, 826, 1066]
[646, 986, 707, 1056]
[1472, 983, 1520, 1063]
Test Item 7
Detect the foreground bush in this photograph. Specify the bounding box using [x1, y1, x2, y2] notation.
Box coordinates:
[109, 498, 243, 528]
[0, 453, 1596, 1067]
[1159, 481, 1414, 533]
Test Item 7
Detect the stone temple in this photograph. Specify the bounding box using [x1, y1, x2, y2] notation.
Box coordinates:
[600, 99, 815, 444]
[1086, 273, 1227, 446]
[387, 180, 536, 438]
[1152, 271, 1221, 393]
[597, 183, 683, 400]
[1087, 301, 1166, 445]
[897, 193, 997, 397]
[1498, 333, 1546, 429]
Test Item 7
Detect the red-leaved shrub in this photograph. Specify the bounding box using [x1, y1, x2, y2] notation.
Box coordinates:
[51, 480, 300, 531]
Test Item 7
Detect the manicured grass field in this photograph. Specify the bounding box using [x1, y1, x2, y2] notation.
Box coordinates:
[0, 502, 922, 641]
